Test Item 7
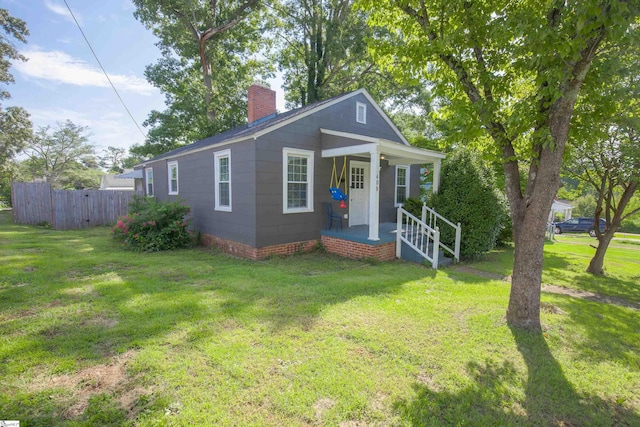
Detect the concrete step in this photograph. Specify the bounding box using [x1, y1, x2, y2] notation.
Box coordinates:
[400, 240, 453, 268]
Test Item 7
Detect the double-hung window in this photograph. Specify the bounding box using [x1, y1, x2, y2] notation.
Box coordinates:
[283, 148, 314, 213]
[145, 168, 154, 196]
[168, 161, 179, 195]
[214, 150, 231, 211]
[395, 165, 409, 206]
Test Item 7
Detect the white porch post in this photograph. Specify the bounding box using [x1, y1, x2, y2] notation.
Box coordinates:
[368, 146, 380, 241]
[432, 159, 441, 194]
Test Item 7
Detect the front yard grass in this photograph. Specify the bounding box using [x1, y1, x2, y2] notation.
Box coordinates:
[1, 210, 638, 426]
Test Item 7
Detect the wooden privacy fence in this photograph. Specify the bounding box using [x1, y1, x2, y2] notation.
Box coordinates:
[11, 182, 141, 230]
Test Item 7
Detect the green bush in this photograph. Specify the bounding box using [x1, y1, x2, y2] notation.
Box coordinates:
[402, 196, 423, 218]
[572, 194, 596, 217]
[112, 196, 195, 251]
[620, 219, 640, 234]
[427, 148, 508, 260]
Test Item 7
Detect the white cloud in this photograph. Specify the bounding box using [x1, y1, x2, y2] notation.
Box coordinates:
[29, 107, 146, 150]
[44, 0, 82, 24]
[15, 49, 156, 96]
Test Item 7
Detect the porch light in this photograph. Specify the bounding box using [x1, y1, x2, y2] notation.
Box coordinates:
[380, 154, 385, 160]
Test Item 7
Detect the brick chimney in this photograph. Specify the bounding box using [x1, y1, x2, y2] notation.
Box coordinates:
[248, 83, 276, 124]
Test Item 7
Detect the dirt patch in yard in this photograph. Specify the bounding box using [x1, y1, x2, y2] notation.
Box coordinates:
[450, 265, 507, 281]
[451, 265, 639, 311]
[31, 350, 152, 420]
[541, 284, 640, 311]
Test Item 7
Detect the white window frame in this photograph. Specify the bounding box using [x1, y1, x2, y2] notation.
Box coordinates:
[395, 165, 410, 207]
[283, 147, 314, 214]
[356, 101, 367, 124]
[214, 149, 232, 212]
[168, 161, 179, 195]
[145, 167, 154, 197]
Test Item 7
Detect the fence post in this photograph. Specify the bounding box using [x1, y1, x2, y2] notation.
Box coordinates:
[454, 223, 461, 263]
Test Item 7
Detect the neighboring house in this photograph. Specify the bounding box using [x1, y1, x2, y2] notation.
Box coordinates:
[115, 169, 144, 193]
[136, 84, 447, 261]
[549, 199, 574, 222]
[99, 173, 135, 191]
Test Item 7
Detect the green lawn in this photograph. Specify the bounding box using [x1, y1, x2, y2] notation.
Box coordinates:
[1, 210, 639, 426]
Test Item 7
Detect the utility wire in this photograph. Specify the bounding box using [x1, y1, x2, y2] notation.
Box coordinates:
[63, 0, 147, 139]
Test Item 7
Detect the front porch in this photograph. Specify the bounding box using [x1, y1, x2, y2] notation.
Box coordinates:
[321, 223, 399, 262]
[320, 206, 460, 267]
[320, 128, 446, 242]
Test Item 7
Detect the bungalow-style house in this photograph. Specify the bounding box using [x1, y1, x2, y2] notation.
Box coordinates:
[99, 173, 135, 191]
[137, 84, 454, 264]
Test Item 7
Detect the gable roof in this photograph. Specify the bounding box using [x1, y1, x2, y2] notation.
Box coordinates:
[140, 89, 409, 165]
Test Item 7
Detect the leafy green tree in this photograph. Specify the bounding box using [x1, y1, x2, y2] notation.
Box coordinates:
[22, 120, 98, 189]
[567, 121, 639, 274]
[122, 152, 145, 170]
[572, 194, 597, 218]
[132, 58, 261, 158]
[275, 0, 377, 106]
[99, 146, 126, 173]
[0, 8, 28, 100]
[0, 8, 32, 205]
[358, 0, 638, 330]
[566, 36, 639, 274]
[132, 0, 268, 157]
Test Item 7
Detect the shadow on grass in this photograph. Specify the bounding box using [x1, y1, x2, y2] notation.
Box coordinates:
[553, 296, 640, 370]
[2, 221, 437, 424]
[394, 327, 639, 426]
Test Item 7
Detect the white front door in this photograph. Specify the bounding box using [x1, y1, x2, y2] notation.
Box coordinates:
[349, 160, 370, 226]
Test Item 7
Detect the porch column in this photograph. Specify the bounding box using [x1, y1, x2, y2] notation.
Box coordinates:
[368, 147, 380, 241]
[432, 159, 441, 194]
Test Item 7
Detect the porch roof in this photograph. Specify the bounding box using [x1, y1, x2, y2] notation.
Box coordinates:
[320, 128, 445, 165]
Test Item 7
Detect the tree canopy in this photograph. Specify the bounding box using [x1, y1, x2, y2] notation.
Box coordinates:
[566, 36, 640, 274]
[22, 120, 100, 189]
[0, 8, 32, 205]
[357, 0, 639, 330]
[131, 0, 269, 157]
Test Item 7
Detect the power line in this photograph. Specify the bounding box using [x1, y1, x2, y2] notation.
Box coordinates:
[63, 0, 147, 140]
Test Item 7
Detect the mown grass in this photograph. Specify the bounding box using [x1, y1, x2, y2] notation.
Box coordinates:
[1, 210, 638, 426]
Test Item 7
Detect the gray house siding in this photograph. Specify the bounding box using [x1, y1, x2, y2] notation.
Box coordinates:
[251, 95, 407, 248]
[318, 93, 404, 142]
[379, 162, 397, 222]
[142, 140, 258, 248]
[410, 166, 421, 200]
[138, 90, 425, 252]
[253, 124, 324, 248]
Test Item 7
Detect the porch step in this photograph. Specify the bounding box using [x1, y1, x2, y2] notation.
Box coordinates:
[400, 240, 453, 268]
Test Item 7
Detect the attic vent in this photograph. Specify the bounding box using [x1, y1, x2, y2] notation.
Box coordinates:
[356, 102, 367, 124]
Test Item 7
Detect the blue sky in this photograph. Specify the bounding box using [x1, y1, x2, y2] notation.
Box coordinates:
[3, 0, 284, 154]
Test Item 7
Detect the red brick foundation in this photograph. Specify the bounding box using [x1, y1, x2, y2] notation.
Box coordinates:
[201, 233, 318, 260]
[321, 235, 396, 262]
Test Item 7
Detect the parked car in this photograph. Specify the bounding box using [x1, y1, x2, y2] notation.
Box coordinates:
[554, 217, 606, 237]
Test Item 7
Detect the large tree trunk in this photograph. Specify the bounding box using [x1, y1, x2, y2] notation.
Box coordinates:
[506, 94, 576, 331]
[587, 230, 615, 275]
[507, 220, 545, 331]
[506, 176, 559, 331]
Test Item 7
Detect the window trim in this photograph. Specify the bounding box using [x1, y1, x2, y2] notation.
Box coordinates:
[214, 149, 232, 212]
[167, 161, 179, 195]
[283, 147, 314, 214]
[145, 167, 154, 197]
[395, 165, 410, 207]
[356, 101, 367, 124]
